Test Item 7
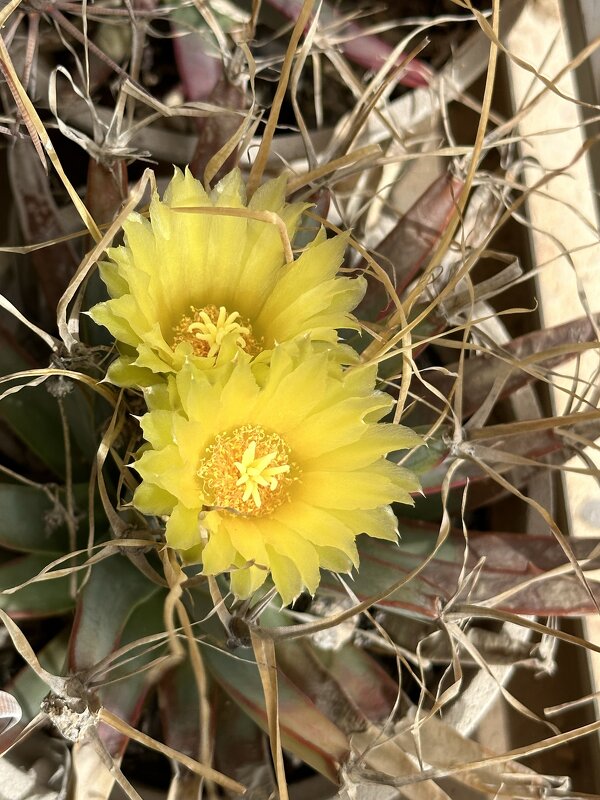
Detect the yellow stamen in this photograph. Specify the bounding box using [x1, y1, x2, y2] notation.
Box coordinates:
[198, 425, 295, 517]
[172, 304, 262, 359]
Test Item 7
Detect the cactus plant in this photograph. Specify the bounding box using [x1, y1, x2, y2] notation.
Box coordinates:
[1, 1, 600, 797]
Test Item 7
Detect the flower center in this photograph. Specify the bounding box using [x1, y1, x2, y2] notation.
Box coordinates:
[172, 304, 261, 359]
[198, 425, 295, 517]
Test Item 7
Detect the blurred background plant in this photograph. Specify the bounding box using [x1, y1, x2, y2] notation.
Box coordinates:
[1, 0, 600, 797]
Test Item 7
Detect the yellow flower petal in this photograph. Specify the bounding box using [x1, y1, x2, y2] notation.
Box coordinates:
[264, 546, 304, 606]
[253, 350, 330, 431]
[287, 394, 394, 460]
[98, 259, 128, 297]
[304, 424, 423, 470]
[134, 446, 200, 509]
[89, 302, 139, 347]
[164, 166, 210, 206]
[273, 501, 359, 566]
[92, 168, 366, 386]
[139, 409, 174, 450]
[133, 482, 176, 516]
[259, 518, 320, 595]
[165, 504, 202, 551]
[314, 546, 354, 573]
[247, 172, 286, 212]
[222, 517, 269, 567]
[230, 564, 268, 599]
[133, 342, 422, 602]
[106, 355, 158, 388]
[298, 461, 417, 510]
[331, 505, 399, 541]
[201, 520, 237, 575]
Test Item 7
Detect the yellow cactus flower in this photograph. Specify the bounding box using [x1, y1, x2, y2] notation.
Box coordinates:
[132, 342, 422, 605]
[90, 168, 366, 386]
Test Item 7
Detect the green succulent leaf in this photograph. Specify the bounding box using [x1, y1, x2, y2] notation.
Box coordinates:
[0, 346, 102, 479]
[8, 629, 70, 721]
[320, 525, 600, 618]
[97, 590, 167, 757]
[158, 655, 201, 759]
[313, 644, 399, 724]
[0, 484, 72, 554]
[201, 640, 349, 784]
[69, 553, 162, 673]
[0, 553, 75, 618]
[355, 173, 463, 324]
[212, 684, 275, 795]
[0, 378, 66, 478]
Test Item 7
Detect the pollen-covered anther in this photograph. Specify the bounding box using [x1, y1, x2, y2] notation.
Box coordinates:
[172, 304, 262, 359]
[198, 425, 295, 517]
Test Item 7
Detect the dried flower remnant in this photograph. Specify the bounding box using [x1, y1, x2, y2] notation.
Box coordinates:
[90, 168, 366, 386]
[132, 342, 422, 605]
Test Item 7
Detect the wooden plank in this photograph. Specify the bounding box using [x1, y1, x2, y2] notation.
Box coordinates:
[506, 0, 600, 756]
